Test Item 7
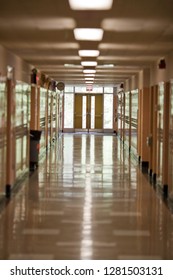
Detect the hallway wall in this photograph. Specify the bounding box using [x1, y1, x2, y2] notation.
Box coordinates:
[0, 45, 32, 83]
[0, 44, 61, 198]
[151, 50, 173, 86]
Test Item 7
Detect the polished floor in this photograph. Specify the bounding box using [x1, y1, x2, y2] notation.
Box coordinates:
[0, 133, 173, 260]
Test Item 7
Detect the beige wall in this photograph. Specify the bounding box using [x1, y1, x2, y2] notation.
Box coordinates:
[125, 69, 150, 92]
[124, 50, 173, 91]
[0, 44, 32, 83]
[150, 50, 173, 85]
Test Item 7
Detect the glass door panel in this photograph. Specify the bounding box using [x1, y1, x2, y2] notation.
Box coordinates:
[94, 95, 103, 131]
[74, 94, 103, 132]
[82, 96, 87, 129]
[74, 94, 83, 130]
[90, 96, 95, 129]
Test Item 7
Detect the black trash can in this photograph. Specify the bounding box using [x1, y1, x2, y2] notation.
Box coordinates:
[30, 130, 42, 171]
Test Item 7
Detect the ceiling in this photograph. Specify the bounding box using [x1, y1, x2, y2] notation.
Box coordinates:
[0, 0, 173, 86]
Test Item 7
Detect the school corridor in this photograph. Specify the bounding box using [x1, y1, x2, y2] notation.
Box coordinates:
[1, 0, 173, 261]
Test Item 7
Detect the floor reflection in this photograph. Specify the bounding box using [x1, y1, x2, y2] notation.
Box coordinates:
[0, 133, 173, 259]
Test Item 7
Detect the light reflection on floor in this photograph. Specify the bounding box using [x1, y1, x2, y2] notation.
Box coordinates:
[0, 133, 173, 259]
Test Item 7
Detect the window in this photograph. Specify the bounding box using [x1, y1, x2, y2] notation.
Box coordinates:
[64, 94, 74, 128]
[104, 94, 113, 129]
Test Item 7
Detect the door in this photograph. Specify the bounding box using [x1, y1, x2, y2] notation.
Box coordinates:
[74, 94, 103, 132]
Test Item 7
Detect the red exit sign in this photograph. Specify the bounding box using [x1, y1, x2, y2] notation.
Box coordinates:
[86, 85, 93, 91]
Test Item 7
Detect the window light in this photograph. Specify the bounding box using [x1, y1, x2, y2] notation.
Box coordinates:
[81, 61, 97, 67]
[74, 28, 104, 41]
[69, 0, 113, 10]
[79, 50, 100, 57]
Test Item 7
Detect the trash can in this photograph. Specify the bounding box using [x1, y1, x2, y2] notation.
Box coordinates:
[30, 130, 42, 171]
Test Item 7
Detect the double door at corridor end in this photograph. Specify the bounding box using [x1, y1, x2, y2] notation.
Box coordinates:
[74, 94, 103, 132]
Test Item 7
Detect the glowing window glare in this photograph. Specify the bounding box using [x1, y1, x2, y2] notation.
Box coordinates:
[83, 69, 96, 74]
[74, 28, 103, 41]
[81, 61, 97, 66]
[79, 50, 100, 57]
[69, 0, 113, 10]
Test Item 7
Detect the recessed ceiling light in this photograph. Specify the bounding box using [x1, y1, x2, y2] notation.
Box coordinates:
[83, 69, 96, 74]
[84, 74, 95, 77]
[85, 77, 94, 80]
[81, 61, 97, 66]
[79, 50, 100, 57]
[64, 64, 76, 67]
[103, 64, 114, 67]
[69, 0, 113, 10]
[74, 28, 104, 41]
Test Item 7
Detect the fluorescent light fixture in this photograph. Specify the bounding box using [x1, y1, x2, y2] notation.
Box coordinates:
[103, 64, 114, 67]
[83, 69, 96, 74]
[69, 0, 113, 10]
[64, 64, 76, 67]
[79, 50, 100, 57]
[85, 77, 94, 80]
[81, 61, 97, 66]
[85, 81, 94, 84]
[84, 74, 95, 77]
[74, 28, 103, 41]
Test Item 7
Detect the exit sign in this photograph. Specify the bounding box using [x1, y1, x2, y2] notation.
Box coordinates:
[86, 85, 93, 91]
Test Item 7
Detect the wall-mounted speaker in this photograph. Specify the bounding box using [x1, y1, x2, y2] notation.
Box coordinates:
[31, 68, 37, 84]
[159, 59, 166, 69]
